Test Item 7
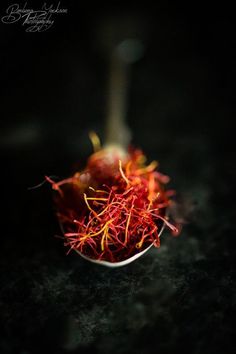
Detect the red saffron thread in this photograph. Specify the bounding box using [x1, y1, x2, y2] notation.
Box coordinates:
[47, 146, 178, 262]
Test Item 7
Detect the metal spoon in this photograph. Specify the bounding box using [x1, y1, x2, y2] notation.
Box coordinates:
[60, 18, 166, 267]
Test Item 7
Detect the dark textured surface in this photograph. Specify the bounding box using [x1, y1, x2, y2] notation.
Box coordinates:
[0, 3, 235, 354]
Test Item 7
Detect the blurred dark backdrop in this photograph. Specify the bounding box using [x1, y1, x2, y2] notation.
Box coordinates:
[0, 2, 235, 354]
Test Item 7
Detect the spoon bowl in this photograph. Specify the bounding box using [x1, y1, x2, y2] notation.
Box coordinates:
[60, 220, 165, 268]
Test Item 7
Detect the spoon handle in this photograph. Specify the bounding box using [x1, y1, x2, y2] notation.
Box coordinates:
[105, 48, 131, 149]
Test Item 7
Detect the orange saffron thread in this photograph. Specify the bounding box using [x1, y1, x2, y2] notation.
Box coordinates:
[119, 160, 130, 185]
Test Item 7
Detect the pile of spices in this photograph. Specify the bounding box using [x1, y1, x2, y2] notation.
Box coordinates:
[47, 143, 178, 263]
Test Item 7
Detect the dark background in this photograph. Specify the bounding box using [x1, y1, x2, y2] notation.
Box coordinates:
[0, 2, 235, 354]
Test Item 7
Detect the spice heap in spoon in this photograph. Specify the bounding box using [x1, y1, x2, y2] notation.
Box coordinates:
[47, 139, 178, 263]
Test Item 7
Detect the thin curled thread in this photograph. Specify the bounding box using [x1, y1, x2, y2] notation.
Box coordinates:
[48, 153, 178, 262]
[28, 176, 59, 190]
